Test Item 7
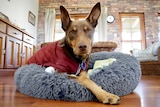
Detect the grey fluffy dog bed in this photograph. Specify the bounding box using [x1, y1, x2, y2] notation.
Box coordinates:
[14, 51, 141, 102]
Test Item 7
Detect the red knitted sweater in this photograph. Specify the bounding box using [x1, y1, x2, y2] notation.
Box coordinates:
[26, 41, 87, 74]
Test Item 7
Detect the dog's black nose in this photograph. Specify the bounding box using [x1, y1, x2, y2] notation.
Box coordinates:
[79, 44, 87, 51]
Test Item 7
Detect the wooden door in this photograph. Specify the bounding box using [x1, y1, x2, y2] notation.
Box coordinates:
[5, 36, 22, 68]
[21, 42, 33, 65]
[0, 33, 5, 68]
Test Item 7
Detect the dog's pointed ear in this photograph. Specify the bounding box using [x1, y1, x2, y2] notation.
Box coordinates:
[86, 2, 101, 28]
[60, 6, 72, 31]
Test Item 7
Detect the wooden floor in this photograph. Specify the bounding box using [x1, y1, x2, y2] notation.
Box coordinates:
[0, 75, 160, 107]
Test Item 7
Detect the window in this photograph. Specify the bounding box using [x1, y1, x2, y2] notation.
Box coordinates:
[54, 14, 98, 42]
[54, 19, 65, 41]
[120, 13, 146, 54]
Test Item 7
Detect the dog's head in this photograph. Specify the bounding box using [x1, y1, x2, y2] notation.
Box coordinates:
[60, 2, 101, 60]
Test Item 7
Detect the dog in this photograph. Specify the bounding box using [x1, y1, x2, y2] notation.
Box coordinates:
[26, 2, 120, 104]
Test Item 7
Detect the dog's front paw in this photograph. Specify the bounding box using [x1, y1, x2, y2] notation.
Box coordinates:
[45, 66, 56, 74]
[97, 90, 121, 104]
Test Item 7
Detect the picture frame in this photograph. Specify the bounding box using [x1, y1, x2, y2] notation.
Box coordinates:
[28, 11, 36, 26]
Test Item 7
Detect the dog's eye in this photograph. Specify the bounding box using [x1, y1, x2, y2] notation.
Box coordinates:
[84, 28, 91, 33]
[84, 26, 92, 33]
[70, 29, 77, 34]
[69, 30, 77, 40]
[69, 30, 77, 37]
[70, 27, 77, 34]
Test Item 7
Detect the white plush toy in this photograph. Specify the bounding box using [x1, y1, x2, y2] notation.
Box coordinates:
[87, 58, 116, 77]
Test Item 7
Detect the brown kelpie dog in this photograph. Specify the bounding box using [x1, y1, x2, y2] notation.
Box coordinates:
[26, 2, 120, 104]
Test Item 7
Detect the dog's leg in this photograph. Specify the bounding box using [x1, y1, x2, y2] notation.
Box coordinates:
[75, 71, 121, 104]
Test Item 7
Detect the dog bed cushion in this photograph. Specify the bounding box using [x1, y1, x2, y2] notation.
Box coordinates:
[14, 51, 141, 102]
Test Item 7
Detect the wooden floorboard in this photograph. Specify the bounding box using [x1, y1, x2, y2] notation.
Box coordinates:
[0, 75, 160, 107]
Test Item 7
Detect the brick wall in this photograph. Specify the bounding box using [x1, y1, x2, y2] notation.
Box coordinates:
[38, 0, 160, 51]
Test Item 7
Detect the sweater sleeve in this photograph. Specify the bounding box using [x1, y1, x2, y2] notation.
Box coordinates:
[26, 48, 45, 65]
[26, 42, 56, 66]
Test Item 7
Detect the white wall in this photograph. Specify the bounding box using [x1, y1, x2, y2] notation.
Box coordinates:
[0, 0, 39, 44]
